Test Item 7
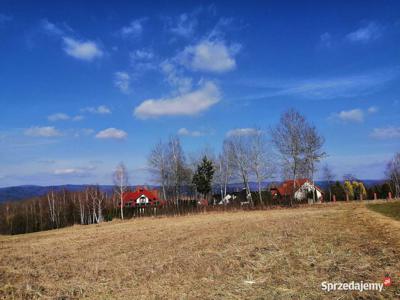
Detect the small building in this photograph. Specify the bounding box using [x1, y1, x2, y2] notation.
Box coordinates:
[122, 187, 164, 208]
[270, 179, 324, 203]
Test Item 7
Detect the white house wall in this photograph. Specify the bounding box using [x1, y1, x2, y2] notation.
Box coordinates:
[294, 182, 323, 202]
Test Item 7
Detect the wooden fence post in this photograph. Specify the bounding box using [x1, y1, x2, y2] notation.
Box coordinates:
[346, 193, 349, 202]
[374, 192, 377, 200]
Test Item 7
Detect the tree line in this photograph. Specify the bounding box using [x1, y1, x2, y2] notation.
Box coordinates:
[147, 108, 326, 206]
[0, 187, 117, 235]
[0, 108, 399, 235]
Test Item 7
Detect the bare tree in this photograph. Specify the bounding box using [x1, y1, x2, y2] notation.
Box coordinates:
[249, 130, 275, 205]
[214, 145, 233, 202]
[47, 190, 59, 228]
[224, 135, 253, 204]
[386, 152, 400, 198]
[322, 164, 335, 201]
[303, 125, 326, 202]
[148, 141, 168, 200]
[113, 162, 129, 220]
[167, 136, 187, 202]
[88, 187, 105, 223]
[271, 109, 308, 205]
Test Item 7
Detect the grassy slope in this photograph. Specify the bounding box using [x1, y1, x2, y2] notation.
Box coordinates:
[0, 202, 400, 299]
[367, 201, 400, 221]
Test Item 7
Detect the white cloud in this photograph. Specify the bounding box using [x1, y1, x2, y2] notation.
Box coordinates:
[63, 37, 103, 61]
[134, 81, 220, 118]
[177, 127, 205, 137]
[53, 168, 83, 175]
[24, 126, 62, 137]
[330, 106, 378, 123]
[114, 71, 131, 94]
[82, 105, 111, 114]
[48, 113, 70, 121]
[346, 22, 382, 43]
[226, 128, 260, 137]
[129, 49, 157, 72]
[370, 127, 400, 139]
[120, 18, 146, 37]
[130, 49, 154, 61]
[334, 109, 364, 123]
[95, 128, 127, 139]
[178, 40, 240, 73]
[53, 165, 95, 176]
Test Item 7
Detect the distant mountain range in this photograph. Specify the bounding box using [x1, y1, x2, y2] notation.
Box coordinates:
[0, 180, 385, 203]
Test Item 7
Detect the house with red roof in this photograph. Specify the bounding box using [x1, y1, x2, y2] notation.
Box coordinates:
[122, 187, 165, 208]
[270, 178, 324, 203]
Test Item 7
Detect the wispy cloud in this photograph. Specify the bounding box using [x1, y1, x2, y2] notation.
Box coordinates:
[319, 32, 332, 47]
[226, 128, 260, 137]
[81, 105, 111, 114]
[24, 126, 62, 137]
[178, 40, 240, 73]
[73, 128, 94, 137]
[346, 22, 383, 43]
[130, 48, 154, 61]
[48, 113, 70, 121]
[129, 48, 157, 72]
[178, 128, 206, 137]
[72, 115, 84, 121]
[95, 128, 127, 139]
[367, 106, 379, 113]
[119, 18, 146, 38]
[160, 60, 192, 93]
[63, 37, 103, 61]
[370, 127, 400, 139]
[53, 164, 96, 176]
[167, 13, 197, 38]
[40, 19, 64, 36]
[134, 81, 220, 118]
[239, 68, 398, 100]
[114, 71, 131, 94]
[53, 168, 85, 175]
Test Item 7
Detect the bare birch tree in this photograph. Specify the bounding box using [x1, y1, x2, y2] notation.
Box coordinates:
[113, 162, 129, 220]
[167, 136, 187, 202]
[47, 190, 58, 228]
[224, 135, 253, 204]
[214, 146, 233, 202]
[271, 109, 308, 205]
[148, 141, 168, 200]
[249, 130, 275, 205]
[303, 125, 326, 202]
[88, 187, 105, 223]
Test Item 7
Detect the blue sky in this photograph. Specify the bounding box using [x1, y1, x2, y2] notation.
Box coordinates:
[0, 0, 399, 187]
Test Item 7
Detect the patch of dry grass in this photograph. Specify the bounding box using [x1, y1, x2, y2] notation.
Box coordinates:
[1, 201, 400, 299]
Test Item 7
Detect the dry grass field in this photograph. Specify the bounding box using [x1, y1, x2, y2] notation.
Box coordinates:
[1, 201, 400, 299]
